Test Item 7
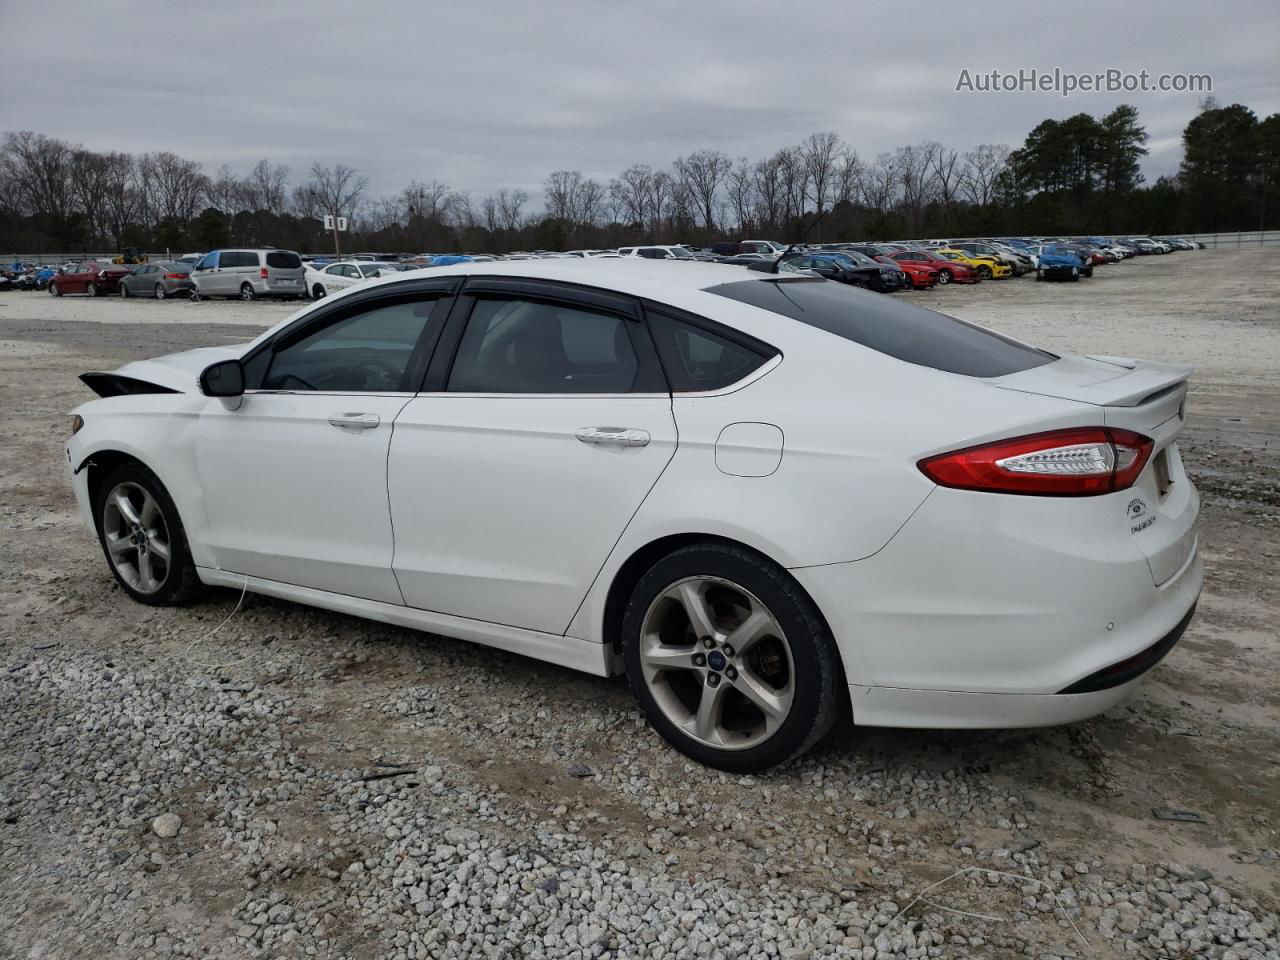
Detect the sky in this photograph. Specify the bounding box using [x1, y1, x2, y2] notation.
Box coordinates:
[3, 0, 1277, 207]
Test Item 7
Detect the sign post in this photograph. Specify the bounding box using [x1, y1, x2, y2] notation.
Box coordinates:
[322, 214, 349, 259]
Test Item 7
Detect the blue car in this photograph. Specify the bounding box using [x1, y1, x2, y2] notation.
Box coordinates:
[1029, 245, 1085, 282]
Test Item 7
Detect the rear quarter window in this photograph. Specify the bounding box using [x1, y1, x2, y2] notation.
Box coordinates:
[267, 251, 302, 269]
[705, 278, 1055, 378]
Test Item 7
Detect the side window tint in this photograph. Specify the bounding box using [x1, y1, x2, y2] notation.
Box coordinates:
[447, 298, 639, 394]
[262, 298, 444, 392]
[646, 308, 774, 392]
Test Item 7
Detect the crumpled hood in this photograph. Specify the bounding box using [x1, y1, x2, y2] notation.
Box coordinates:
[88, 344, 247, 395]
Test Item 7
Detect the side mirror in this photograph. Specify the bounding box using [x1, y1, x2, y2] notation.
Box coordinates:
[199, 359, 245, 397]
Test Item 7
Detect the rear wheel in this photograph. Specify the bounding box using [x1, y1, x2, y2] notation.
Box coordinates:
[312, 283, 326, 300]
[622, 543, 841, 772]
[240, 283, 255, 301]
[94, 463, 203, 606]
[155, 284, 166, 300]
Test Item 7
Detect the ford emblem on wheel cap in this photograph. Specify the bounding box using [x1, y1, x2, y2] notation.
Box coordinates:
[707, 650, 727, 672]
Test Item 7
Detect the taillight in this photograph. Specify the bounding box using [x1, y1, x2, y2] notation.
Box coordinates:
[260, 267, 269, 279]
[165, 273, 185, 280]
[918, 428, 1154, 496]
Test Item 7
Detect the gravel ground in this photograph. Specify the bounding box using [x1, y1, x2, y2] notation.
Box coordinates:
[0, 251, 1277, 960]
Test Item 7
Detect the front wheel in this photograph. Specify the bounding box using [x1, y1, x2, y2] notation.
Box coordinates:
[86, 281, 98, 297]
[622, 543, 841, 773]
[119, 283, 130, 298]
[976, 265, 992, 280]
[1035, 270, 1042, 281]
[49, 282, 61, 296]
[94, 463, 203, 606]
[937, 269, 951, 285]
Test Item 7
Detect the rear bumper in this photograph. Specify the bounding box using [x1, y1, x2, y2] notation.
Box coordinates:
[842, 593, 1198, 729]
[792, 482, 1202, 725]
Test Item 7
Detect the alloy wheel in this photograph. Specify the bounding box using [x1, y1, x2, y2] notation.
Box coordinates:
[101, 481, 171, 595]
[638, 576, 795, 750]
[155, 284, 166, 300]
[937, 270, 951, 285]
[240, 284, 255, 301]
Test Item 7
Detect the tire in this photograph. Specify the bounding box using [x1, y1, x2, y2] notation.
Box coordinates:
[155, 284, 166, 300]
[94, 462, 203, 607]
[977, 265, 992, 280]
[239, 283, 255, 301]
[49, 282, 61, 296]
[86, 281, 98, 297]
[312, 284, 326, 300]
[621, 542, 842, 773]
[119, 282, 129, 298]
[1035, 270, 1042, 281]
[937, 269, 951, 285]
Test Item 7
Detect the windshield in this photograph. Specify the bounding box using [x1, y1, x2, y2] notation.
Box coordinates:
[706, 278, 1056, 378]
[668, 246, 695, 259]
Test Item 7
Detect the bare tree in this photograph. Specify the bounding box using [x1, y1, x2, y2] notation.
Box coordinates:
[308, 162, 368, 220]
[861, 153, 901, 215]
[1, 131, 74, 222]
[100, 152, 140, 245]
[244, 158, 289, 214]
[140, 151, 206, 223]
[799, 132, 843, 237]
[674, 149, 732, 232]
[923, 141, 962, 212]
[610, 165, 654, 231]
[725, 158, 756, 233]
[959, 144, 1010, 207]
[896, 144, 937, 234]
[206, 164, 246, 213]
[751, 154, 786, 233]
[496, 188, 528, 231]
[70, 149, 112, 241]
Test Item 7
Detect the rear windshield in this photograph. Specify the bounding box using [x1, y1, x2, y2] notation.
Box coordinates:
[266, 251, 302, 269]
[705, 278, 1056, 378]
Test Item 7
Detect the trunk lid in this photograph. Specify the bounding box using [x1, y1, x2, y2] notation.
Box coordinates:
[993, 354, 1198, 587]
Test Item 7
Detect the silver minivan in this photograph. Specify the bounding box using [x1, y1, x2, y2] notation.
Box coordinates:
[190, 249, 306, 300]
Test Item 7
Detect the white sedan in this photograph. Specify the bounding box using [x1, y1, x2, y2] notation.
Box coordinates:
[66, 260, 1201, 771]
[305, 260, 398, 300]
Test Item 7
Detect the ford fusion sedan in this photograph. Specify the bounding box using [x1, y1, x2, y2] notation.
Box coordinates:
[67, 259, 1201, 772]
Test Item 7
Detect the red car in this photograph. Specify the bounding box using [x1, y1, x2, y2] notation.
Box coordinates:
[876, 255, 937, 289]
[889, 249, 980, 284]
[49, 261, 132, 297]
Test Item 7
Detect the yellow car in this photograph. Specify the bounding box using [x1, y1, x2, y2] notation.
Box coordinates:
[935, 248, 1011, 279]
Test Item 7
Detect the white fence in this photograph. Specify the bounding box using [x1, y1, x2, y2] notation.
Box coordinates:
[1173, 231, 1280, 248]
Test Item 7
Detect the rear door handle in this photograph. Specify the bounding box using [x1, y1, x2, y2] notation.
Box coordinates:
[576, 426, 650, 448]
[328, 412, 380, 430]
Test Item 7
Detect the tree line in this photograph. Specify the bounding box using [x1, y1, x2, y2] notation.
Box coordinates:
[1, 99, 1275, 256]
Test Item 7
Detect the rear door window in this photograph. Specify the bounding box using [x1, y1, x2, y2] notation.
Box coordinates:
[705, 278, 1055, 378]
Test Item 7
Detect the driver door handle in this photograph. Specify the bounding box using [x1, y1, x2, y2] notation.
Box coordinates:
[576, 426, 650, 448]
[328, 412, 380, 430]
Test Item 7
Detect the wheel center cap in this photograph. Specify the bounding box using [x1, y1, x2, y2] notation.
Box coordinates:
[707, 651, 727, 672]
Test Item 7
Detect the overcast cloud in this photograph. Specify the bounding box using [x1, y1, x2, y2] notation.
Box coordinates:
[3, 0, 1277, 205]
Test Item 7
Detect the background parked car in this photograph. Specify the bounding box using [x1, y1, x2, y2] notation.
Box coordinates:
[118, 262, 195, 299]
[190, 249, 305, 300]
[305, 259, 399, 299]
[49, 260, 132, 297]
[887, 249, 980, 284]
